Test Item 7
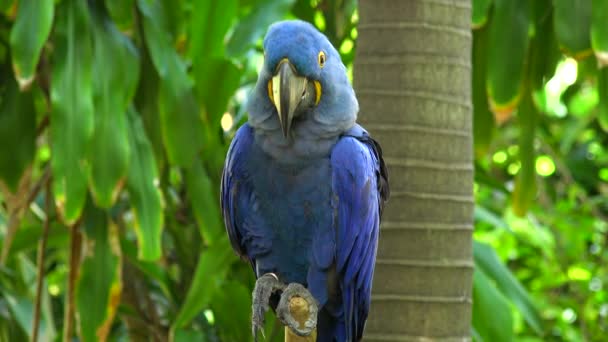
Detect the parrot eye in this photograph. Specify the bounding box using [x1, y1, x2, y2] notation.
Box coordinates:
[318, 51, 326, 68]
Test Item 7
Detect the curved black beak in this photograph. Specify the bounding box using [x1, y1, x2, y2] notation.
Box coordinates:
[270, 59, 308, 138]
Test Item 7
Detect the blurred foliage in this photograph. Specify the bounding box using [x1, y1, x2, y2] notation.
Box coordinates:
[0, 0, 358, 341]
[472, 0, 608, 341]
[0, 0, 606, 341]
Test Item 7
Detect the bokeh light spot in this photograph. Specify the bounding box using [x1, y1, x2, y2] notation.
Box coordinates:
[492, 151, 507, 164]
[535, 155, 555, 177]
[221, 112, 233, 132]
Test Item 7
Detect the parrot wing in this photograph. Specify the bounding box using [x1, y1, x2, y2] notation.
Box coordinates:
[331, 125, 389, 341]
[220, 124, 257, 263]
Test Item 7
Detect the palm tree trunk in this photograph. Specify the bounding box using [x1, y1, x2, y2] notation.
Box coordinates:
[354, 0, 474, 340]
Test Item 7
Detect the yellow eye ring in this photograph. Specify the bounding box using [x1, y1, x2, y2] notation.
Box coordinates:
[318, 51, 326, 68]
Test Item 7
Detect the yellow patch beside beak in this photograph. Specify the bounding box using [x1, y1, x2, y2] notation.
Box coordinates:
[267, 79, 274, 103]
[313, 80, 322, 105]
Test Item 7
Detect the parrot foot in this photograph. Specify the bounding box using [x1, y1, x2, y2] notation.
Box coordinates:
[276, 283, 318, 337]
[252, 273, 285, 341]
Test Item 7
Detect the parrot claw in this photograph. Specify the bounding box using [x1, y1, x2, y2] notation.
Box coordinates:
[252, 273, 285, 341]
[276, 283, 318, 337]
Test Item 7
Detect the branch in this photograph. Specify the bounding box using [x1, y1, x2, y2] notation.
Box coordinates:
[63, 222, 82, 342]
[31, 178, 52, 342]
[0, 165, 50, 265]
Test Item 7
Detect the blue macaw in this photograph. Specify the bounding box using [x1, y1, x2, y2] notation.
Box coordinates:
[221, 20, 389, 341]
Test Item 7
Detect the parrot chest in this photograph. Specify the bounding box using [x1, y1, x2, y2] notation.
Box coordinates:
[247, 144, 335, 284]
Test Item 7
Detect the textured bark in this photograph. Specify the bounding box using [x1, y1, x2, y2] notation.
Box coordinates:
[354, 0, 474, 340]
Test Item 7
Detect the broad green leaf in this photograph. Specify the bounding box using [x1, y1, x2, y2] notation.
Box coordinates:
[194, 57, 241, 125]
[76, 205, 121, 342]
[189, 0, 237, 59]
[89, 3, 139, 208]
[173, 328, 208, 342]
[487, 0, 530, 114]
[529, 2, 560, 91]
[553, 0, 592, 59]
[9, 0, 54, 89]
[472, 25, 495, 158]
[0, 0, 13, 12]
[472, 0, 493, 29]
[185, 157, 223, 244]
[226, 0, 296, 57]
[126, 108, 164, 261]
[474, 241, 544, 335]
[211, 280, 254, 342]
[591, 0, 608, 66]
[472, 269, 513, 342]
[157, 81, 203, 167]
[172, 236, 236, 330]
[50, 0, 94, 224]
[4, 222, 68, 255]
[106, 0, 134, 30]
[598, 68, 608, 132]
[0, 67, 36, 192]
[137, 0, 203, 167]
[292, 0, 316, 24]
[512, 91, 537, 216]
[134, 42, 164, 166]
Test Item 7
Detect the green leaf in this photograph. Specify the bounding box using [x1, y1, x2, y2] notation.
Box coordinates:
[529, 1, 560, 91]
[553, 0, 592, 59]
[472, 25, 495, 158]
[591, 0, 608, 66]
[76, 205, 121, 342]
[211, 280, 254, 342]
[188, 0, 237, 59]
[0, 0, 14, 12]
[598, 68, 608, 132]
[185, 158, 223, 244]
[226, 0, 296, 57]
[137, 0, 203, 167]
[512, 91, 537, 216]
[474, 241, 544, 335]
[194, 57, 241, 125]
[5, 222, 68, 255]
[472, 0, 493, 29]
[89, 3, 140, 207]
[134, 46, 164, 165]
[3, 256, 57, 341]
[126, 108, 164, 261]
[9, 0, 54, 89]
[486, 0, 530, 114]
[50, 0, 94, 224]
[173, 328, 208, 342]
[171, 236, 236, 330]
[0, 68, 36, 192]
[106, 0, 134, 30]
[472, 269, 513, 342]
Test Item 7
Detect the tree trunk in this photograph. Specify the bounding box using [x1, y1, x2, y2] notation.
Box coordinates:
[354, 0, 474, 340]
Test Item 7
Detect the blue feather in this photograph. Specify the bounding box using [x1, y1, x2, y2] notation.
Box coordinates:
[221, 20, 389, 341]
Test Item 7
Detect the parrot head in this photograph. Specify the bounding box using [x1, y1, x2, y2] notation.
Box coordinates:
[248, 20, 358, 141]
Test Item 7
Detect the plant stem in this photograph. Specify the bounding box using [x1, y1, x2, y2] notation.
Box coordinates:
[63, 222, 82, 342]
[31, 179, 52, 342]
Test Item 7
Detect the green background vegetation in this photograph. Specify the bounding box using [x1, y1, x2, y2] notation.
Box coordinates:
[0, 0, 606, 341]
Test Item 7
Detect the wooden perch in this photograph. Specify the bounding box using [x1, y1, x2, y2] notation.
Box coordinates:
[285, 296, 317, 342]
